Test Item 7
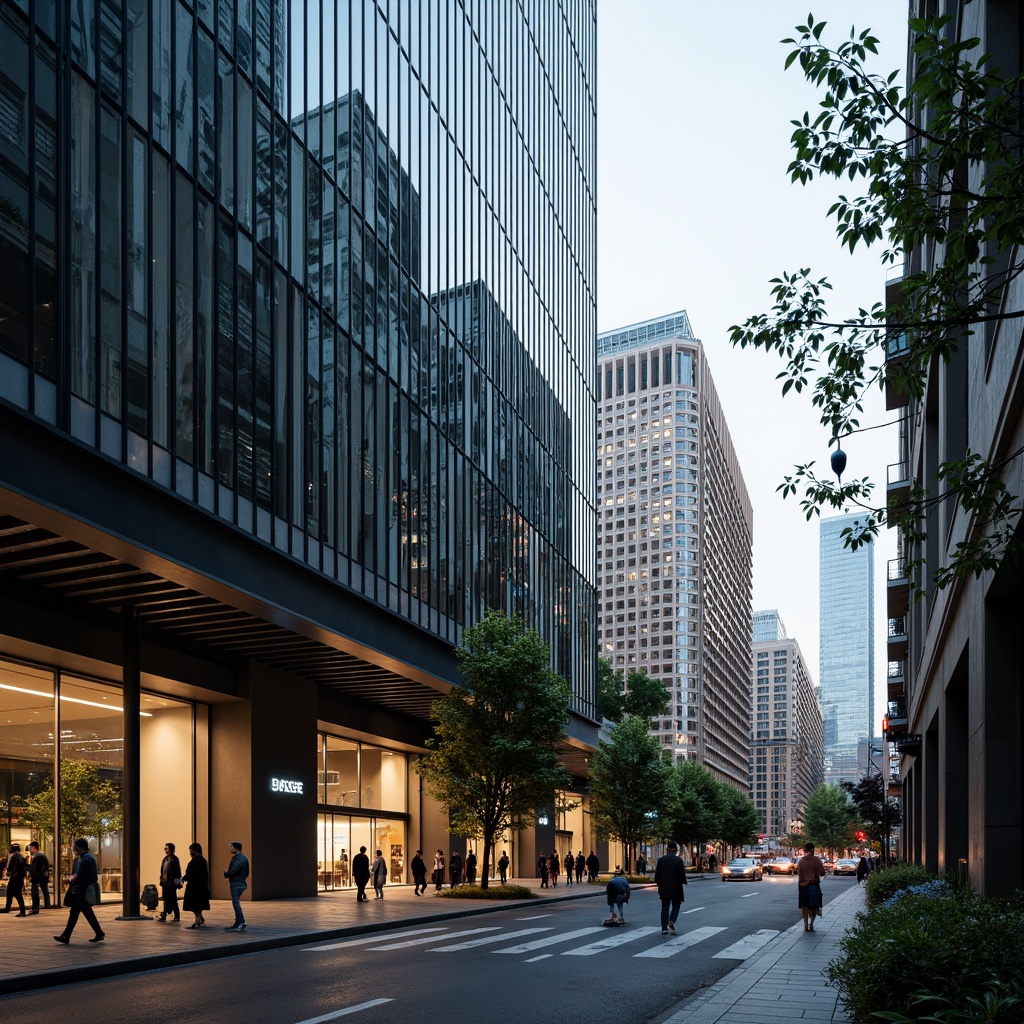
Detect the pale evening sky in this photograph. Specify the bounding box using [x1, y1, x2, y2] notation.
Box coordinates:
[597, 0, 908, 730]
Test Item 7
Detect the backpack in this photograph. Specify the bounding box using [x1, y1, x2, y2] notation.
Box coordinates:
[141, 883, 160, 911]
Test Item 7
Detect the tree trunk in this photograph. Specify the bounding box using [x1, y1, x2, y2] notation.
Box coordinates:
[480, 826, 493, 889]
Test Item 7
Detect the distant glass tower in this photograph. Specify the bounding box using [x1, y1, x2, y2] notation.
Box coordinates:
[596, 312, 753, 790]
[819, 513, 875, 786]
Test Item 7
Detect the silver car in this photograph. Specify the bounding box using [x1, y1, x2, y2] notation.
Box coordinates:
[722, 857, 763, 882]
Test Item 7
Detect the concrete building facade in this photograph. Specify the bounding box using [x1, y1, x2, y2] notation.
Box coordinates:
[749, 610, 824, 840]
[596, 312, 753, 790]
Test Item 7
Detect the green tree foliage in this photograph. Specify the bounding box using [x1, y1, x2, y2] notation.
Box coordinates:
[717, 786, 762, 853]
[589, 714, 670, 868]
[594, 660, 670, 724]
[730, 14, 1024, 590]
[596, 657, 623, 722]
[19, 759, 123, 871]
[841, 773, 900, 851]
[802, 783, 857, 855]
[414, 609, 572, 889]
[664, 758, 723, 854]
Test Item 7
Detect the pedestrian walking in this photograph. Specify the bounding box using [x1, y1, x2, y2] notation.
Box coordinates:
[372, 849, 387, 899]
[465, 850, 477, 885]
[223, 840, 249, 931]
[411, 850, 427, 894]
[157, 841, 182, 922]
[548, 852, 560, 887]
[796, 842, 826, 932]
[352, 846, 370, 902]
[449, 850, 463, 887]
[28, 841, 50, 912]
[53, 838, 104, 944]
[537, 851, 549, 887]
[636, 853, 648, 875]
[575, 851, 585, 884]
[708, 852, 718, 871]
[564, 851, 575, 887]
[604, 870, 630, 924]
[181, 842, 210, 928]
[3, 843, 27, 915]
[586, 850, 599, 882]
[654, 841, 687, 934]
[498, 850, 510, 884]
[432, 849, 445, 892]
[856, 855, 870, 883]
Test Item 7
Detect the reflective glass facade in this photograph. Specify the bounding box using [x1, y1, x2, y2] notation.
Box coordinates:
[819, 513, 875, 786]
[0, 0, 597, 712]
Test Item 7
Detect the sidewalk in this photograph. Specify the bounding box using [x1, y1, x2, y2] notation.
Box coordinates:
[0, 874, 864, 1024]
[663, 879, 864, 1023]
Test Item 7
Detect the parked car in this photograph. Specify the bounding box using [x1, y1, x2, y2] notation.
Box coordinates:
[722, 857, 763, 882]
[764, 856, 796, 875]
[833, 858, 859, 876]
[821, 857, 835, 874]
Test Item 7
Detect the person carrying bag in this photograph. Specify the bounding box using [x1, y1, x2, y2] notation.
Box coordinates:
[54, 838, 105, 944]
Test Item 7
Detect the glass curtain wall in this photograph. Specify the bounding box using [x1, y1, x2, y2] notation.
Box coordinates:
[0, 0, 598, 718]
[0, 657, 198, 899]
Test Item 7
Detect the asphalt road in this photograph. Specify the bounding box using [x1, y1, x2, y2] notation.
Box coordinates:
[1, 875, 857, 1024]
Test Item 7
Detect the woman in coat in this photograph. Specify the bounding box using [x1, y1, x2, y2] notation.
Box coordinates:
[182, 842, 210, 928]
[371, 849, 388, 899]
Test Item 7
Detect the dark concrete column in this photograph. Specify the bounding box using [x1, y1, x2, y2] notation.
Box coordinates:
[120, 605, 142, 918]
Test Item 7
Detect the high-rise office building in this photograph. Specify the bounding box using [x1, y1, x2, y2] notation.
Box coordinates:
[0, 0, 597, 901]
[819, 513, 875, 786]
[596, 312, 753, 789]
[750, 610, 824, 839]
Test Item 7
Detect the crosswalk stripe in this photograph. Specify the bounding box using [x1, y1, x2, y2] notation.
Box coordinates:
[712, 929, 779, 959]
[294, 998, 394, 1023]
[681, 907, 705, 914]
[493, 926, 607, 954]
[562, 925, 662, 955]
[370, 926, 500, 951]
[633, 926, 727, 958]
[302, 927, 448, 952]
[432, 927, 552, 951]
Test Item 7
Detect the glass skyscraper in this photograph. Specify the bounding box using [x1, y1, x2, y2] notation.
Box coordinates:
[0, 0, 598, 899]
[819, 512, 875, 786]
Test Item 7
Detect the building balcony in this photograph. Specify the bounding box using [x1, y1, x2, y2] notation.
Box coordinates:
[886, 698, 908, 737]
[887, 557, 909, 618]
[888, 615, 908, 660]
[887, 660, 905, 699]
[887, 460, 910, 508]
[885, 331, 911, 410]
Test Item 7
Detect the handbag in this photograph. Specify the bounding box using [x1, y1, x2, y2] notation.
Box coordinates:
[84, 882, 101, 906]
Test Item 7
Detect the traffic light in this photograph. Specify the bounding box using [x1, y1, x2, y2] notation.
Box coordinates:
[882, 715, 889, 739]
[855, 831, 866, 842]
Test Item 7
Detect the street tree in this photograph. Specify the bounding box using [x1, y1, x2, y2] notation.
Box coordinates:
[802, 783, 858, 856]
[595, 661, 670, 724]
[730, 14, 1024, 589]
[589, 713, 670, 871]
[596, 657, 624, 722]
[664, 758, 723, 862]
[841, 774, 900, 852]
[415, 609, 572, 889]
[717, 786, 762, 857]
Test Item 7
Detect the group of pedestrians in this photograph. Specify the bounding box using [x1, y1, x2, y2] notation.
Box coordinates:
[1, 841, 51, 915]
[538, 850, 598, 887]
[604, 841, 688, 931]
[155, 840, 248, 933]
[348, 846, 390, 902]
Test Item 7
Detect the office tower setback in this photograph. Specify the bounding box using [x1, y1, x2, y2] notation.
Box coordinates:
[0, 0, 598, 899]
[819, 513, 875, 787]
[597, 312, 753, 790]
[750, 610, 824, 839]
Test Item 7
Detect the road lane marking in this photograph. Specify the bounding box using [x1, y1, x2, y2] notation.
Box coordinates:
[516, 914, 553, 920]
[295, 998, 394, 1023]
[712, 929, 779, 959]
[633, 926, 727, 958]
[432, 927, 552, 951]
[562, 925, 662, 955]
[370, 926, 501, 950]
[681, 907, 705, 914]
[525, 954, 552, 962]
[493, 926, 606, 954]
[303, 927, 448, 951]
[740, 892, 759, 898]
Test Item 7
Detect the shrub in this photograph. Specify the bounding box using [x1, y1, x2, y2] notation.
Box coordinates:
[433, 884, 536, 900]
[825, 888, 1024, 1023]
[864, 863, 934, 908]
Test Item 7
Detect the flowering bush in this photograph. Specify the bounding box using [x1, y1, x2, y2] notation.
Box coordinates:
[864, 863, 934, 908]
[883, 879, 955, 907]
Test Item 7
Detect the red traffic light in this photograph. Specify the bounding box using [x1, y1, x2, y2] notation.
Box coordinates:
[882, 715, 889, 737]
[855, 831, 866, 841]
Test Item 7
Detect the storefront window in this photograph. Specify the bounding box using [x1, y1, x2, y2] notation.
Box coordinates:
[323, 735, 358, 806]
[361, 745, 406, 811]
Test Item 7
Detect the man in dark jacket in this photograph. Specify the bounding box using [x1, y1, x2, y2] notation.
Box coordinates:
[54, 838, 103, 943]
[411, 850, 427, 895]
[654, 841, 688, 934]
[223, 841, 250, 931]
[28, 841, 50, 912]
[3, 843, 27, 915]
[351, 846, 370, 902]
[449, 850, 463, 887]
[586, 850, 600, 882]
[157, 842, 182, 922]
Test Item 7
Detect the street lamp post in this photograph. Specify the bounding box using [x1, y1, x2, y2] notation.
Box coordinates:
[867, 742, 890, 867]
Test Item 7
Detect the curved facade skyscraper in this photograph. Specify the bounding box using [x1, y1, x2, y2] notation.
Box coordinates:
[0, 0, 598, 899]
